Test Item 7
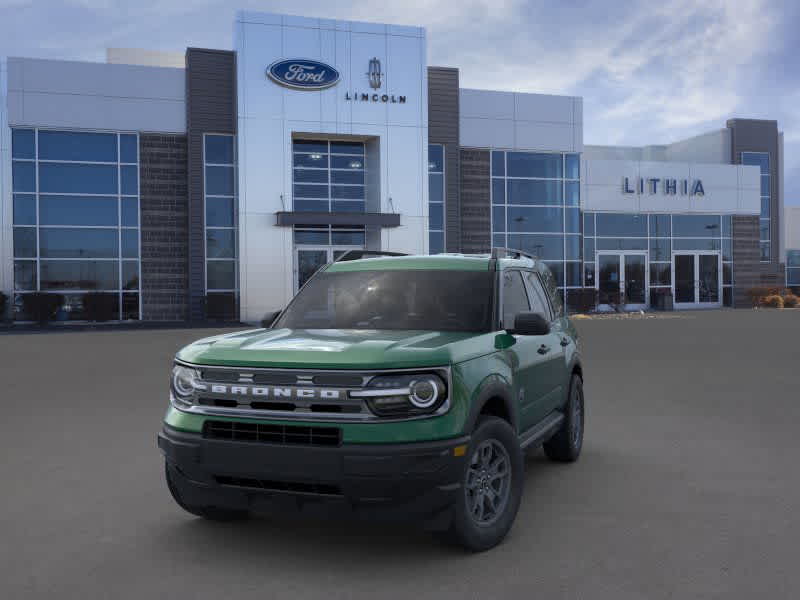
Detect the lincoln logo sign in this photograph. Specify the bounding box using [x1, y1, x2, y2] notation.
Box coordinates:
[623, 177, 705, 196]
[266, 59, 340, 90]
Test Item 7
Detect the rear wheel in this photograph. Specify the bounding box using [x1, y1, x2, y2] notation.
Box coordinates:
[446, 416, 523, 552]
[165, 463, 249, 522]
[543, 373, 584, 462]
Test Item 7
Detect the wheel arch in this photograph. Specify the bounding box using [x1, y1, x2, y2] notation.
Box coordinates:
[463, 375, 518, 434]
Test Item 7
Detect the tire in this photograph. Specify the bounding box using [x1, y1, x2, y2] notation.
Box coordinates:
[164, 463, 249, 522]
[446, 416, 523, 552]
[543, 373, 584, 463]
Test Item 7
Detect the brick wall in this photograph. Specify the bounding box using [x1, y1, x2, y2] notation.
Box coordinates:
[139, 134, 189, 321]
[732, 215, 760, 307]
[460, 149, 491, 253]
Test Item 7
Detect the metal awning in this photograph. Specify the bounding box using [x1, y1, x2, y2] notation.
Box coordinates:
[275, 211, 401, 227]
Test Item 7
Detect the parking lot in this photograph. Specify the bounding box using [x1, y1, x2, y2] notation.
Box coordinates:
[1, 309, 799, 599]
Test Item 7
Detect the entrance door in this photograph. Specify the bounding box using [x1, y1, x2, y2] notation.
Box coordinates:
[596, 252, 648, 311]
[294, 247, 362, 292]
[672, 252, 721, 309]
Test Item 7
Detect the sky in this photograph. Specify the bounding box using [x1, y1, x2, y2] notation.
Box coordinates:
[1, 0, 798, 205]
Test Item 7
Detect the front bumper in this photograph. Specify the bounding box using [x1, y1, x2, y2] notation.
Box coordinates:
[158, 425, 469, 523]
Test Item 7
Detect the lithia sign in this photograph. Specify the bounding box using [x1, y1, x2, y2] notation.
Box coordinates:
[267, 57, 407, 103]
[623, 177, 705, 196]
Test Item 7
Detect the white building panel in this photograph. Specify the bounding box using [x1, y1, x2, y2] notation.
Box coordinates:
[583, 157, 759, 215]
[7, 58, 185, 132]
[459, 88, 581, 153]
[460, 89, 514, 120]
[460, 117, 514, 149]
[235, 11, 428, 322]
[514, 121, 575, 152]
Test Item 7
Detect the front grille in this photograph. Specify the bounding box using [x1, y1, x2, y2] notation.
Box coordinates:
[215, 475, 342, 496]
[203, 420, 341, 447]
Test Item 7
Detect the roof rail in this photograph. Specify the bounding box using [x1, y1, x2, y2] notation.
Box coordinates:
[490, 247, 538, 261]
[333, 250, 409, 263]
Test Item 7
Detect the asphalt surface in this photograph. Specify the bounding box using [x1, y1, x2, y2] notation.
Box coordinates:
[1, 309, 799, 599]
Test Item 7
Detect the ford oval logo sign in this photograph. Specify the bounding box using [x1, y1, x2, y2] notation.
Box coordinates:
[267, 59, 340, 90]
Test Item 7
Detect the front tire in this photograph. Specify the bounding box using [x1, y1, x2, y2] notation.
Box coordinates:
[446, 416, 523, 552]
[543, 373, 584, 462]
[165, 463, 249, 522]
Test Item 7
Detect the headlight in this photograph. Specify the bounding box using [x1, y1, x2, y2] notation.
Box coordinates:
[351, 372, 448, 417]
[171, 364, 201, 406]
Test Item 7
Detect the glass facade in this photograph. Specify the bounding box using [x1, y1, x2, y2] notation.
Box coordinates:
[11, 128, 141, 320]
[292, 140, 365, 213]
[742, 152, 771, 261]
[491, 150, 581, 296]
[204, 134, 238, 299]
[583, 212, 734, 306]
[428, 144, 445, 254]
[787, 250, 800, 288]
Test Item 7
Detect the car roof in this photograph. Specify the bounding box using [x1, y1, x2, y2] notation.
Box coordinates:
[325, 253, 538, 273]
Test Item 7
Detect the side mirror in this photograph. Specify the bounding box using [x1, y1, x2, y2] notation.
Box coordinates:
[507, 312, 550, 336]
[261, 310, 281, 329]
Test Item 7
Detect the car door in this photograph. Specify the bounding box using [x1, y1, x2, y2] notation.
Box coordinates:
[500, 270, 559, 433]
[522, 270, 569, 422]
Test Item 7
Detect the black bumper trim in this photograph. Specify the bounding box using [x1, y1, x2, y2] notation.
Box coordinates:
[158, 425, 469, 518]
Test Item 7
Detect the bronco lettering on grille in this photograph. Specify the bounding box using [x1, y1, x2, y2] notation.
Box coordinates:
[196, 383, 342, 400]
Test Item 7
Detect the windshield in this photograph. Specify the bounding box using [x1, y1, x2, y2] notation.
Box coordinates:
[275, 269, 494, 332]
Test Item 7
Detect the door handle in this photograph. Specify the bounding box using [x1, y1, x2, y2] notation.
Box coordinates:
[537, 344, 550, 355]
[560, 337, 570, 347]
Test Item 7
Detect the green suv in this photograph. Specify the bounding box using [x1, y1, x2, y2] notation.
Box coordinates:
[158, 250, 584, 551]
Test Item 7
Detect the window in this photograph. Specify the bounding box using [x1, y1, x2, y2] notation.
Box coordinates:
[204, 134, 237, 295]
[523, 271, 551, 320]
[11, 128, 140, 320]
[742, 152, 770, 261]
[275, 270, 494, 332]
[428, 144, 445, 254]
[491, 150, 581, 301]
[787, 250, 800, 287]
[502, 270, 530, 329]
[583, 212, 733, 305]
[292, 140, 365, 212]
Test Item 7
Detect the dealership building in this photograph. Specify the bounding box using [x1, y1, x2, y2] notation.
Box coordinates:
[0, 11, 795, 323]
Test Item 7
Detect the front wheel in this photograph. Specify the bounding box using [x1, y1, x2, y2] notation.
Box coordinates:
[446, 416, 523, 552]
[543, 373, 584, 462]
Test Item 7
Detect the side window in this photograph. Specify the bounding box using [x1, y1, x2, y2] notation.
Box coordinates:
[523, 271, 552, 321]
[538, 265, 564, 318]
[502, 270, 530, 329]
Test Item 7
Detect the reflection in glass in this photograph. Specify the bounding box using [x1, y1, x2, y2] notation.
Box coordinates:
[13, 194, 36, 225]
[39, 228, 118, 258]
[38, 131, 117, 162]
[674, 255, 695, 303]
[596, 213, 647, 237]
[507, 180, 562, 205]
[39, 163, 118, 194]
[40, 261, 119, 290]
[205, 135, 234, 164]
[206, 229, 236, 259]
[13, 228, 37, 258]
[207, 260, 236, 290]
[14, 261, 36, 291]
[507, 152, 562, 178]
[40, 195, 118, 226]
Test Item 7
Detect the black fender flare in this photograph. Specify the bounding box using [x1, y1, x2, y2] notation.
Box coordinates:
[463, 374, 517, 434]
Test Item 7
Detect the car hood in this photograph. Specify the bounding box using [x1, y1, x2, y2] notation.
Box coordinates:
[176, 328, 493, 369]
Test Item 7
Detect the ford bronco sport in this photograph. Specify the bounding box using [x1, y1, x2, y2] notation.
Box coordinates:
[158, 249, 584, 551]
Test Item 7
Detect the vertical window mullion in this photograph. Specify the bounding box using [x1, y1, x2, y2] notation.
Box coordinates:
[35, 128, 41, 293]
[117, 133, 122, 319]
